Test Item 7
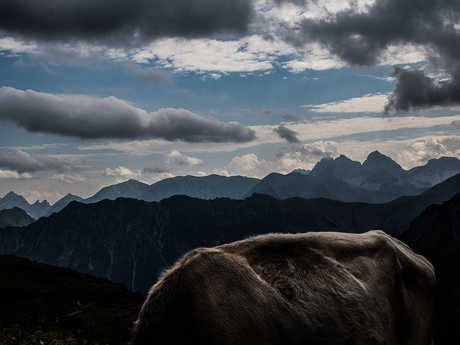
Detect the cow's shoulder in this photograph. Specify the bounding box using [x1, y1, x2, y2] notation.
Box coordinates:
[217, 230, 435, 303]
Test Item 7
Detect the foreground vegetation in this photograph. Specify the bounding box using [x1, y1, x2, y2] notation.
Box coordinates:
[0, 255, 145, 344]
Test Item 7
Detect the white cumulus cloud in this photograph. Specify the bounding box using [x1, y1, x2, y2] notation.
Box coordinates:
[304, 93, 390, 113]
[164, 151, 206, 166]
[0, 169, 32, 179]
[52, 173, 89, 184]
[103, 166, 142, 182]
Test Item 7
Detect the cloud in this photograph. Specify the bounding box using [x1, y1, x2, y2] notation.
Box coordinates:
[285, 0, 460, 67]
[384, 67, 460, 113]
[52, 173, 89, 184]
[0, 150, 75, 173]
[0, 0, 254, 46]
[122, 61, 172, 84]
[76, 114, 460, 161]
[103, 166, 141, 181]
[218, 153, 277, 178]
[22, 190, 64, 204]
[164, 151, 206, 165]
[131, 36, 279, 74]
[273, 125, 300, 143]
[0, 36, 37, 55]
[260, 108, 306, 122]
[306, 93, 390, 113]
[286, 141, 340, 158]
[0, 169, 32, 179]
[144, 166, 170, 174]
[274, 140, 341, 173]
[0, 87, 256, 143]
[405, 137, 460, 163]
[278, 0, 460, 112]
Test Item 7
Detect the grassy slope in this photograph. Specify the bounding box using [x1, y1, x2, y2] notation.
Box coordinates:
[0, 254, 146, 344]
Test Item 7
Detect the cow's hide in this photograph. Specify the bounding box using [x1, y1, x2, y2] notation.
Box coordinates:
[132, 230, 435, 345]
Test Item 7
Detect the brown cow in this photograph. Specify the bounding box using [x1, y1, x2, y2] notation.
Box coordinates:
[132, 230, 435, 345]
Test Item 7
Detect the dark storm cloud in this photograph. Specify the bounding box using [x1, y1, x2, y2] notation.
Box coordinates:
[0, 150, 75, 173]
[288, 0, 460, 66]
[281, 0, 460, 112]
[0, 0, 254, 46]
[384, 67, 460, 113]
[273, 125, 300, 143]
[0, 87, 256, 143]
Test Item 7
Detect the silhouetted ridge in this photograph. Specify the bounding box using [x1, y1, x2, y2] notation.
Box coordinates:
[398, 193, 460, 345]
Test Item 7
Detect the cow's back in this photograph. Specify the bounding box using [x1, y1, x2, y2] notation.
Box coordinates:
[132, 230, 435, 345]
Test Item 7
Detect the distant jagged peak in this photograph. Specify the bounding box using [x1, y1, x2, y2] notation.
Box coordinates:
[364, 150, 395, 164]
[362, 151, 405, 173]
[0, 191, 30, 206]
[1, 192, 50, 209]
[335, 154, 354, 162]
[2, 191, 28, 201]
[334, 154, 361, 169]
[310, 156, 335, 176]
[31, 199, 50, 207]
[310, 154, 360, 178]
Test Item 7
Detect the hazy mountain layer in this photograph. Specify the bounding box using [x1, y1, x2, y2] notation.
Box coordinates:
[0, 192, 50, 219]
[43, 193, 84, 217]
[140, 174, 259, 201]
[0, 207, 35, 228]
[2, 151, 460, 219]
[85, 179, 150, 204]
[243, 171, 385, 203]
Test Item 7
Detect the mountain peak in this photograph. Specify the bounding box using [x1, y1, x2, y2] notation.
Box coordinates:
[0, 192, 29, 206]
[120, 179, 149, 186]
[310, 154, 360, 179]
[366, 150, 389, 162]
[3, 191, 25, 199]
[363, 151, 404, 171]
[61, 193, 83, 201]
[32, 199, 51, 207]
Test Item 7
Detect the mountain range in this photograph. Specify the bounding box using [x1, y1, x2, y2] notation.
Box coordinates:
[2, 151, 460, 222]
[2, 172, 460, 293]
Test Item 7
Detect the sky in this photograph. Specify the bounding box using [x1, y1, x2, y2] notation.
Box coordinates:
[1, 0, 460, 204]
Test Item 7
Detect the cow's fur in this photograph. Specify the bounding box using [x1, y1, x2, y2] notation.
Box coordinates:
[132, 230, 435, 345]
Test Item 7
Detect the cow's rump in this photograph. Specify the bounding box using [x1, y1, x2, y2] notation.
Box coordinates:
[132, 230, 435, 345]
